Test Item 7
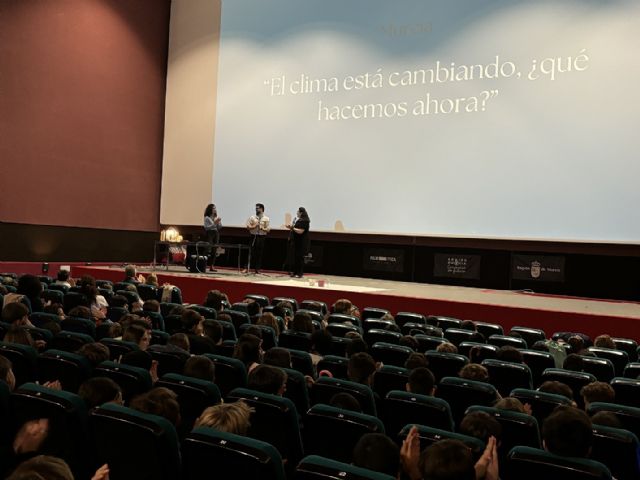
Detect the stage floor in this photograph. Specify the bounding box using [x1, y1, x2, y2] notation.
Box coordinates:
[73, 265, 640, 340]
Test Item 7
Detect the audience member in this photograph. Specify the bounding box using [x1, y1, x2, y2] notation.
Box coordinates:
[332, 298, 360, 318]
[247, 364, 287, 396]
[184, 355, 215, 382]
[123, 265, 144, 284]
[459, 411, 502, 444]
[54, 270, 72, 288]
[77, 275, 108, 321]
[17, 274, 44, 313]
[291, 311, 314, 333]
[130, 387, 181, 427]
[67, 306, 92, 320]
[580, 382, 615, 410]
[256, 312, 280, 336]
[494, 397, 531, 415]
[233, 334, 262, 373]
[347, 352, 376, 386]
[399, 335, 419, 351]
[404, 352, 429, 370]
[122, 324, 151, 351]
[145, 272, 159, 287]
[245, 299, 262, 319]
[202, 320, 223, 346]
[4, 326, 37, 349]
[459, 363, 490, 382]
[148, 333, 191, 358]
[6, 455, 74, 480]
[263, 348, 292, 369]
[203, 290, 226, 312]
[590, 411, 623, 429]
[436, 342, 458, 354]
[345, 337, 368, 357]
[406, 367, 436, 396]
[538, 380, 574, 402]
[78, 377, 123, 409]
[593, 334, 616, 350]
[309, 329, 332, 365]
[542, 406, 592, 458]
[562, 353, 584, 372]
[195, 401, 254, 435]
[329, 392, 362, 412]
[76, 343, 110, 368]
[496, 346, 523, 363]
[1, 303, 33, 327]
[352, 433, 400, 477]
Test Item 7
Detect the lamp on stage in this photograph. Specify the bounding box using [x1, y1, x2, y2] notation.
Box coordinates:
[161, 227, 181, 242]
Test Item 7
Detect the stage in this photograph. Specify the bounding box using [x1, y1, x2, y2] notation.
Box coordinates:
[72, 265, 640, 340]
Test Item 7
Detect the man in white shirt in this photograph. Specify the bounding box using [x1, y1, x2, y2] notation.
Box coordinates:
[246, 203, 270, 273]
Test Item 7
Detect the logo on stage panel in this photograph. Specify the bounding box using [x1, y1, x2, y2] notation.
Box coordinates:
[363, 248, 405, 273]
[530, 261, 541, 279]
[434, 253, 481, 279]
[511, 254, 565, 282]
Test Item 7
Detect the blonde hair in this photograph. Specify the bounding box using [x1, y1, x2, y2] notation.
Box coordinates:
[195, 401, 254, 435]
[436, 342, 458, 354]
[146, 273, 158, 286]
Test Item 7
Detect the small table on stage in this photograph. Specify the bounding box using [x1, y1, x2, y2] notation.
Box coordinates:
[153, 241, 251, 273]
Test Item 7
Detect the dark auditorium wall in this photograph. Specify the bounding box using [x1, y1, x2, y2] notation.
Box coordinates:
[0, 0, 171, 235]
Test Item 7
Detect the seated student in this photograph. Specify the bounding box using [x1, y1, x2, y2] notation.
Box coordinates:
[122, 324, 152, 351]
[130, 387, 180, 428]
[436, 342, 458, 354]
[247, 364, 287, 396]
[184, 355, 215, 383]
[123, 265, 144, 284]
[494, 397, 532, 415]
[406, 367, 436, 396]
[54, 269, 73, 289]
[6, 455, 74, 480]
[244, 299, 262, 321]
[309, 329, 332, 366]
[405, 352, 429, 371]
[593, 334, 616, 350]
[459, 411, 502, 444]
[263, 348, 292, 369]
[590, 411, 623, 429]
[145, 273, 159, 287]
[346, 337, 368, 357]
[256, 312, 281, 336]
[17, 274, 45, 313]
[148, 333, 191, 357]
[76, 343, 110, 368]
[203, 289, 227, 312]
[202, 319, 223, 346]
[142, 299, 161, 315]
[352, 433, 400, 478]
[562, 353, 585, 372]
[109, 294, 129, 311]
[542, 406, 593, 458]
[290, 311, 314, 334]
[78, 377, 123, 409]
[331, 298, 360, 319]
[1, 303, 34, 327]
[181, 310, 215, 354]
[399, 335, 419, 351]
[195, 401, 254, 435]
[67, 305, 92, 320]
[0, 355, 16, 391]
[347, 352, 376, 387]
[496, 346, 523, 363]
[459, 363, 490, 383]
[121, 350, 159, 383]
[580, 382, 615, 410]
[538, 380, 575, 403]
[274, 301, 294, 328]
[233, 334, 263, 373]
[329, 392, 362, 413]
[76, 275, 108, 321]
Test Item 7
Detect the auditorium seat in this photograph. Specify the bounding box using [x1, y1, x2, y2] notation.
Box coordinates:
[112, 282, 132, 293]
[436, 377, 498, 427]
[63, 292, 89, 313]
[288, 349, 315, 377]
[327, 323, 362, 338]
[372, 365, 410, 399]
[42, 289, 64, 304]
[228, 387, 303, 465]
[330, 336, 351, 357]
[424, 351, 469, 382]
[279, 330, 312, 352]
[509, 326, 546, 348]
[384, 390, 454, 435]
[203, 354, 247, 397]
[282, 367, 310, 417]
[398, 424, 485, 460]
[588, 347, 629, 377]
[156, 373, 221, 437]
[401, 323, 441, 337]
[239, 323, 278, 350]
[327, 313, 361, 328]
[304, 404, 384, 463]
[98, 288, 114, 303]
[183, 427, 285, 480]
[187, 305, 217, 319]
[245, 294, 270, 307]
[218, 320, 237, 341]
[212, 339, 237, 358]
[11, 383, 91, 478]
[371, 342, 413, 367]
[135, 284, 158, 302]
[144, 311, 165, 331]
[413, 334, 447, 352]
[540, 368, 596, 408]
[300, 300, 328, 315]
[95, 280, 113, 289]
[505, 446, 611, 480]
[394, 312, 427, 328]
[49, 331, 94, 353]
[587, 402, 640, 441]
[24, 325, 53, 344]
[90, 403, 181, 480]
[149, 348, 187, 377]
[520, 349, 556, 386]
[36, 349, 92, 393]
[272, 296, 298, 311]
[29, 311, 61, 328]
[39, 275, 53, 285]
[317, 355, 349, 379]
[580, 356, 615, 383]
[488, 334, 528, 349]
[160, 302, 182, 318]
[361, 307, 390, 320]
[48, 283, 69, 293]
[107, 306, 129, 323]
[150, 329, 169, 345]
[363, 319, 396, 333]
[444, 328, 485, 346]
[590, 424, 640, 480]
[100, 338, 140, 360]
[62, 316, 96, 338]
[609, 377, 640, 408]
[458, 342, 499, 362]
[427, 316, 462, 331]
[299, 309, 324, 324]
[622, 362, 640, 379]
[366, 329, 402, 346]
[93, 360, 152, 403]
[511, 388, 572, 427]
[0, 341, 37, 386]
[225, 309, 251, 331]
[482, 359, 533, 397]
[612, 337, 638, 362]
[295, 455, 395, 480]
[115, 290, 141, 308]
[311, 376, 377, 416]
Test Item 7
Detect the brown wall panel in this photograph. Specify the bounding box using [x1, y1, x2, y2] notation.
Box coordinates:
[0, 0, 170, 232]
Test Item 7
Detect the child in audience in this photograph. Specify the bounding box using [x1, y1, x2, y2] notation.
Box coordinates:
[195, 401, 254, 435]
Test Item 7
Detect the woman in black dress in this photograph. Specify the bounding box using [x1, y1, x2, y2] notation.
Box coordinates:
[288, 207, 310, 278]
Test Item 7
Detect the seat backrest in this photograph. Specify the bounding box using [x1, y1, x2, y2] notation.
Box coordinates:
[218, 320, 237, 341]
[295, 454, 395, 480]
[224, 309, 251, 331]
[580, 356, 615, 383]
[160, 302, 182, 318]
[231, 302, 249, 313]
[100, 338, 140, 360]
[520, 349, 556, 386]
[297, 309, 324, 324]
[93, 360, 152, 403]
[148, 348, 187, 377]
[330, 336, 352, 357]
[506, 446, 611, 480]
[301, 300, 328, 315]
[48, 283, 69, 293]
[427, 316, 462, 331]
[187, 304, 218, 319]
[610, 377, 640, 408]
[282, 367, 310, 416]
[245, 294, 270, 307]
[372, 365, 409, 399]
[317, 355, 349, 380]
[89, 403, 181, 480]
[414, 334, 447, 352]
[384, 390, 454, 435]
[424, 351, 469, 382]
[623, 362, 640, 379]
[612, 337, 638, 362]
[488, 334, 528, 349]
[136, 283, 158, 302]
[540, 368, 596, 408]
[361, 307, 390, 321]
[510, 327, 546, 347]
[164, 314, 183, 335]
[588, 402, 640, 441]
[279, 330, 312, 351]
[150, 329, 170, 345]
[394, 312, 427, 328]
[398, 424, 485, 460]
[402, 323, 442, 337]
[482, 359, 533, 397]
[458, 342, 499, 362]
[202, 354, 247, 397]
[327, 313, 361, 328]
[49, 331, 94, 353]
[311, 376, 377, 416]
[29, 311, 61, 328]
[327, 322, 362, 338]
[444, 328, 485, 346]
[272, 297, 298, 311]
[36, 349, 92, 393]
[183, 427, 285, 480]
[436, 377, 498, 427]
[144, 311, 165, 331]
[62, 316, 97, 338]
[371, 342, 413, 367]
[588, 347, 629, 377]
[0, 341, 37, 386]
[106, 306, 129, 323]
[239, 323, 277, 350]
[42, 289, 64, 304]
[363, 319, 396, 333]
[365, 329, 402, 346]
[591, 424, 640, 480]
[511, 388, 572, 427]
[227, 387, 303, 464]
[288, 348, 315, 377]
[304, 404, 384, 463]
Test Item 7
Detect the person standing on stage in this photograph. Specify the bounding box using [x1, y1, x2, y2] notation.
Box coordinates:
[204, 203, 222, 272]
[287, 207, 310, 278]
[246, 203, 270, 273]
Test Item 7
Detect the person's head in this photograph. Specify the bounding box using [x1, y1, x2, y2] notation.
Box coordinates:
[346, 337, 368, 357]
[352, 433, 400, 477]
[204, 203, 215, 218]
[542, 406, 592, 457]
[76, 342, 110, 367]
[563, 353, 584, 372]
[399, 335, 419, 351]
[195, 401, 254, 435]
[590, 411, 623, 429]
[130, 387, 181, 427]
[256, 313, 280, 336]
[461, 320, 477, 331]
[167, 332, 190, 352]
[4, 326, 34, 347]
[202, 320, 223, 345]
[6, 455, 74, 480]
[183, 355, 215, 382]
[494, 397, 527, 414]
[143, 299, 160, 313]
[124, 265, 137, 279]
[181, 309, 204, 335]
[580, 382, 615, 410]
[459, 363, 489, 382]
[407, 367, 436, 396]
[263, 347, 292, 368]
[245, 299, 261, 317]
[56, 270, 70, 282]
[568, 335, 585, 354]
[145, 273, 158, 286]
[248, 364, 287, 396]
[531, 340, 549, 352]
[405, 352, 429, 370]
[436, 342, 458, 354]
[0, 355, 16, 391]
[538, 380, 574, 400]
[311, 329, 333, 355]
[68, 305, 92, 320]
[348, 352, 376, 386]
[77, 275, 98, 301]
[233, 333, 263, 368]
[122, 324, 151, 350]
[110, 294, 129, 309]
[17, 274, 42, 298]
[204, 290, 226, 311]
[332, 298, 359, 317]
[329, 392, 362, 412]
[244, 325, 263, 338]
[496, 345, 523, 363]
[459, 411, 502, 444]
[78, 377, 123, 408]
[297, 207, 309, 221]
[1, 302, 30, 325]
[255, 203, 265, 215]
[594, 334, 616, 350]
[420, 439, 476, 480]
[291, 311, 313, 333]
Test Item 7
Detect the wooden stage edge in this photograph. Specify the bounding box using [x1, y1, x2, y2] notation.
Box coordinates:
[73, 265, 640, 341]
